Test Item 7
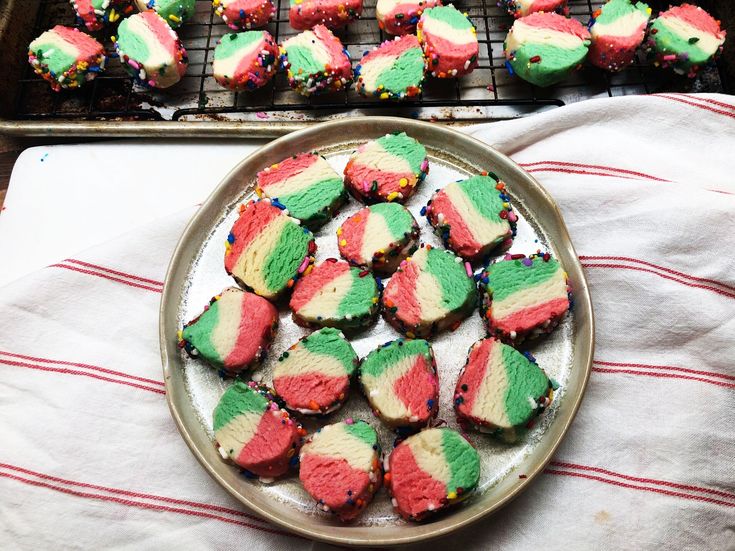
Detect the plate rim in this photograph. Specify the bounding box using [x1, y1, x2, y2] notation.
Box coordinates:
[159, 116, 595, 546]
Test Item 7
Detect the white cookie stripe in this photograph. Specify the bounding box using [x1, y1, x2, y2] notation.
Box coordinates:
[412, 249, 449, 321]
[406, 429, 451, 484]
[261, 157, 338, 198]
[274, 347, 348, 378]
[443, 184, 509, 246]
[360, 210, 395, 261]
[592, 10, 649, 38]
[469, 343, 512, 426]
[208, 289, 245, 359]
[124, 13, 176, 68]
[301, 423, 375, 471]
[491, 271, 568, 320]
[421, 17, 477, 46]
[212, 38, 263, 78]
[361, 355, 417, 420]
[283, 30, 332, 67]
[355, 141, 414, 174]
[505, 19, 588, 52]
[294, 269, 354, 320]
[230, 214, 289, 295]
[357, 55, 398, 90]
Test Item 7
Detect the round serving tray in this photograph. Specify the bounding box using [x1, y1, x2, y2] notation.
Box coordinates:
[159, 117, 594, 546]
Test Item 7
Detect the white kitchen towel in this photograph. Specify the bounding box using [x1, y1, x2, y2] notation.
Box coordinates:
[1, 93, 734, 551]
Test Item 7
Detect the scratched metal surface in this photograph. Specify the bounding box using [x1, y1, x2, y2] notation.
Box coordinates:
[159, 117, 594, 545]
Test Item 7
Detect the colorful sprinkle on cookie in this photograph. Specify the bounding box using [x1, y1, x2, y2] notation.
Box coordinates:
[213, 31, 278, 90]
[213, 0, 275, 30]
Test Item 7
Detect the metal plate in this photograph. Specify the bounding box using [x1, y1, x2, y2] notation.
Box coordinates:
[159, 117, 594, 546]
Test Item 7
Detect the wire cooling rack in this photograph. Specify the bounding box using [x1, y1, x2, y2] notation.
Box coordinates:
[13, 0, 724, 123]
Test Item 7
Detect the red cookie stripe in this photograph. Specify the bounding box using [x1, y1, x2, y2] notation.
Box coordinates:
[494, 297, 570, 333]
[456, 338, 494, 413]
[258, 153, 320, 189]
[394, 353, 435, 417]
[289, 260, 350, 310]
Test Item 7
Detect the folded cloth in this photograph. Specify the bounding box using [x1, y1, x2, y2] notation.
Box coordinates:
[1, 94, 734, 550]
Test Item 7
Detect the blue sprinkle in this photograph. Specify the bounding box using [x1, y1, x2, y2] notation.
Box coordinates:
[419, 206, 427, 216]
[504, 60, 514, 75]
[227, 233, 235, 244]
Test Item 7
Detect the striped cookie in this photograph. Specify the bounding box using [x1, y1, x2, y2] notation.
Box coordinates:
[454, 337, 553, 441]
[273, 327, 358, 414]
[213, 31, 278, 91]
[134, 0, 197, 28]
[115, 11, 189, 88]
[213, 382, 304, 480]
[71, 0, 131, 31]
[179, 287, 279, 375]
[359, 338, 439, 428]
[355, 35, 426, 100]
[343, 132, 429, 204]
[28, 26, 106, 92]
[257, 152, 346, 229]
[224, 199, 316, 300]
[289, 260, 380, 331]
[504, 12, 590, 88]
[501, 0, 568, 19]
[417, 6, 479, 78]
[337, 203, 420, 274]
[588, 0, 651, 72]
[280, 25, 353, 96]
[382, 245, 476, 338]
[213, 0, 275, 30]
[299, 420, 381, 521]
[479, 253, 571, 343]
[424, 174, 515, 263]
[386, 428, 480, 521]
[376, 0, 441, 36]
[646, 3, 726, 77]
[289, 0, 363, 31]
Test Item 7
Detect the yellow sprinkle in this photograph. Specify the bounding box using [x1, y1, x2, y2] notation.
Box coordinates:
[224, 240, 232, 252]
[380, 92, 389, 100]
[304, 264, 314, 276]
[386, 192, 399, 201]
[270, 163, 279, 169]
[399, 178, 408, 188]
[169, 14, 181, 23]
[447, 491, 457, 500]
[548, 388, 554, 403]
[336, 227, 342, 236]
[213, 0, 220, 5]
[109, 8, 118, 21]
[405, 331, 415, 339]
[372, 297, 378, 304]
[177, 330, 183, 340]
[340, 239, 347, 246]
[255, 188, 263, 198]
[502, 202, 509, 208]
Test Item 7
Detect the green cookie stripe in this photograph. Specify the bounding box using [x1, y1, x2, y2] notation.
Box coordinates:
[424, 6, 473, 30]
[458, 175, 505, 223]
[31, 42, 78, 75]
[595, 0, 649, 25]
[286, 44, 325, 76]
[374, 47, 425, 94]
[370, 203, 414, 241]
[376, 132, 426, 174]
[213, 382, 268, 431]
[150, 0, 197, 25]
[488, 257, 561, 302]
[501, 344, 549, 426]
[263, 221, 313, 292]
[509, 43, 588, 87]
[360, 339, 430, 378]
[182, 300, 223, 364]
[651, 19, 712, 64]
[215, 31, 264, 60]
[336, 269, 378, 318]
[424, 248, 475, 311]
[278, 177, 345, 223]
[301, 327, 358, 375]
[117, 19, 152, 63]
[440, 429, 480, 493]
[344, 420, 378, 447]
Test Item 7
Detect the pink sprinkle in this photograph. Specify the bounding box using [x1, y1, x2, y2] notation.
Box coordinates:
[256, 112, 269, 119]
[464, 262, 472, 278]
[507, 211, 518, 223]
[420, 160, 428, 172]
[663, 54, 677, 61]
[269, 403, 279, 411]
[297, 256, 310, 273]
[344, 417, 354, 425]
